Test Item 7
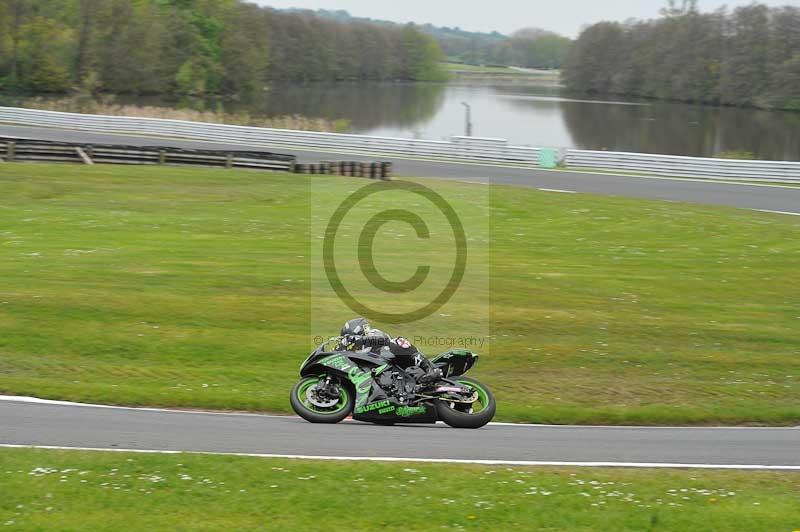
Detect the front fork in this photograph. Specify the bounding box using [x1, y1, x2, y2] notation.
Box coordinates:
[317, 375, 342, 400]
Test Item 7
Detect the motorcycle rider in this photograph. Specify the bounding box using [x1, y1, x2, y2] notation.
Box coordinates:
[339, 317, 443, 385]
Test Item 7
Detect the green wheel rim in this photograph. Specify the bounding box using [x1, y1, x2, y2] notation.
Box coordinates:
[456, 380, 490, 414]
[296, 377, 349, 414]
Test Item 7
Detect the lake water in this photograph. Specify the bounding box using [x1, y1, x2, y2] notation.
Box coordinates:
[4, 81, 800, 161]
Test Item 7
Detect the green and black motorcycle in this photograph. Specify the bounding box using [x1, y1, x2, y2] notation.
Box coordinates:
[290, 335, 495, 429]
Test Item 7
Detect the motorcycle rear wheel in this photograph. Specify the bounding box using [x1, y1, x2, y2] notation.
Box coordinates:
[290, 376, 354, 424]
[435, 377, 496, 429]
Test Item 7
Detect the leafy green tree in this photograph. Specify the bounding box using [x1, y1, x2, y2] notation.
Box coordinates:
[401, 25, 447, 81]
[564, 2, 799, 111]
[97, 1, 173, 94]
[719, 5, 770, 106]
[3, 0, 31, 88]
[562, 22, 625, 94]
[17, 10, 73, 92]
[219, 3, 268, 95]
[71, 0, 105, 87]
[0, 0, 451, 93]
[767, 54, 800, 110]
[528, 34, 572, 69]
[660, 0, 698, 17]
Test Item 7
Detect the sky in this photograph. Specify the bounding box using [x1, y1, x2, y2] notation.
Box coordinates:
[254, 0, 797, 37]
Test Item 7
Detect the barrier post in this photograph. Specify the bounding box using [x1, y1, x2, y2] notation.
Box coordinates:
[539, 148, 558, 169]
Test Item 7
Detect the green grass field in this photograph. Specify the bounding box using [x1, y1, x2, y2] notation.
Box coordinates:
[0, 164, 799, 425]
[444, 62, 521, 74]
[1, 448, 798, 531]
[442, 62, 559, 79]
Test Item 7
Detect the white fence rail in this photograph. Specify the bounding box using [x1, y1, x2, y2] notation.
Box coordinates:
[0, 106, 798, 182]
[565, 149, 800, 183]
[0, 107, 539, 166]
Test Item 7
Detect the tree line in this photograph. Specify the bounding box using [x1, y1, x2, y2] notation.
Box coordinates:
[300, 10, 573, 70]
[562, 2, 800, 110]
[0, 0, 447, 96]
[435, 27, 571, 70]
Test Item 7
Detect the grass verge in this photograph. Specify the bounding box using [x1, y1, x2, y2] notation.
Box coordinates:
[443, 62, 558, 76]
[7, 96, 353, 133]
[0, 164, 798, 425]
[1, 449, 799, 531]
[444, 62, 521, 74]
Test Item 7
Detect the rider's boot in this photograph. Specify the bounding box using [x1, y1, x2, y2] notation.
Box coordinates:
[416, 358, 443, 386]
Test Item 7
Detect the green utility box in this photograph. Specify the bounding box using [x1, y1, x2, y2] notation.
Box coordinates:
[539, 148, 558, 168]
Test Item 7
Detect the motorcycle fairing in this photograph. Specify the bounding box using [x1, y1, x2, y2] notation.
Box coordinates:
[317, 353, 377, 408]
[302, 351, 437, 423]
[432, 349, 479, 378]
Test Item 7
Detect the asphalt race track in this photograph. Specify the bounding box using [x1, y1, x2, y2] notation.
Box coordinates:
[2, 398, 799, 469]
[2, 127, 799, 470]
[1, 124, 800, 215]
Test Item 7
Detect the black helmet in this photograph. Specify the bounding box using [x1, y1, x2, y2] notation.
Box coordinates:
[341, 317, 370, 337]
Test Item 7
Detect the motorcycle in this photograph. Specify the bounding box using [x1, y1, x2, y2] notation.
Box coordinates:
[290, 335, 496, 429]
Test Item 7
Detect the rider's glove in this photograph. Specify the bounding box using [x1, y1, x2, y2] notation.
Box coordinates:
[418, 367, 443, 384]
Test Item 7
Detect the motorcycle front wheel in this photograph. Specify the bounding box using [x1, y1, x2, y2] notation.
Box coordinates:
[290, 376, 354, 424]
[435, 377, 496, 429]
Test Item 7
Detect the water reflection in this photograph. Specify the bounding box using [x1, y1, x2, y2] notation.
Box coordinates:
[559, 97, 800, 160]
[0, 82, 448, 133]
[255, 82, 447, 131]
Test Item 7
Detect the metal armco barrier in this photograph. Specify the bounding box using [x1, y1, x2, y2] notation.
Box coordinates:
[0, 136, 295, 171]
[565, 150, 800, 183]
[0, 107, 798, 182]
[0, 107, 539, 166]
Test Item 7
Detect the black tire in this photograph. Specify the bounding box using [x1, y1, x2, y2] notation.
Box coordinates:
[290, 376, 354, 424]
[435, 377, 496, 429]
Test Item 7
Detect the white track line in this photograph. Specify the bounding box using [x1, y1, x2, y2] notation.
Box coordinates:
[0, 395, 290, 419]
[754, 209, 800, 216]
[1, 444, 798, 471]
[538, 188, 577, 194]
[1, 395, 798, 430]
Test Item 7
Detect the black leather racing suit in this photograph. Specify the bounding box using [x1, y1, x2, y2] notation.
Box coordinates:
[386, 337, 438, 376]
[342, 333, 441, 382]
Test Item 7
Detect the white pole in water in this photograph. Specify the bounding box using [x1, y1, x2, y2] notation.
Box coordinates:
[461, 102, 473, 137]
